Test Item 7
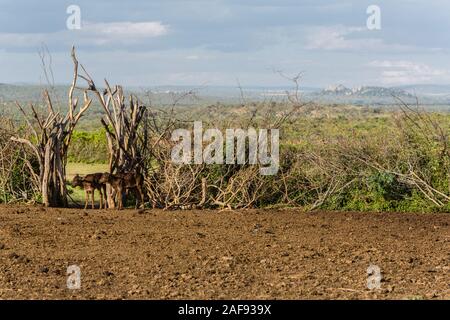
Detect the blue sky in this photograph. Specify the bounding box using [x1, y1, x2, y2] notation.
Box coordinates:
[0, 0, 449, 87]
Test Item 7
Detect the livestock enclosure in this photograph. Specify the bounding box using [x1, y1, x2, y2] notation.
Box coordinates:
[0, 1, 449, 305]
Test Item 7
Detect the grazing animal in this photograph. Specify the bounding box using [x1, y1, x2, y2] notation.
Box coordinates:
[99, 172, 144, 210]
[71, 173, 107, 209]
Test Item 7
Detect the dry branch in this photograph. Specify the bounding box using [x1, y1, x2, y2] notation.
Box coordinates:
[10, 47, 92, 207]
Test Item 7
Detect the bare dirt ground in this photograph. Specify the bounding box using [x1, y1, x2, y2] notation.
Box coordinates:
[0, 205, 448, 300]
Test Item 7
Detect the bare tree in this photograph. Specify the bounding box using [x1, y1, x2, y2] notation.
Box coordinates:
[72, 71, 148, 208]
[11, 47, 92, 207]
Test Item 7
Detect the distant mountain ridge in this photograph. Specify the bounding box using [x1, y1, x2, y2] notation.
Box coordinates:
[319, 85, 414, 98]
[395, 84, 450, 97]
[1, 83, 450, 106]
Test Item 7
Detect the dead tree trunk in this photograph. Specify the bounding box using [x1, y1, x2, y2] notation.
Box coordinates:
[11, 47, 92, 207]
[101, 87, 147, 174]
[76, 73, 147, 208]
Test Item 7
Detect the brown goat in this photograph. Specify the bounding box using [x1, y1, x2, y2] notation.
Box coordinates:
[72, 173, 107, 209]
[99, 172, 144, 210]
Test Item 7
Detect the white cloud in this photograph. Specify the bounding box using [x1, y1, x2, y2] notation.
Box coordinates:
[0, 21, 169, 48]
[368, 60, 449, 85]
[305, 26, 365, 50]
[82, 21, 168, 38]
[304, 25, 414, 52]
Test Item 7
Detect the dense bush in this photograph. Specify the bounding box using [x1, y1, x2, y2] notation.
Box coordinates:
[68, 129, 109, 164]
[145, 106, 450, 212]
[264, 110, 450, 212]
[0, 118, 40, 203]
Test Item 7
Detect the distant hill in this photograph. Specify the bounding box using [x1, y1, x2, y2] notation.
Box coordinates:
[318, 85, 414, 98]
[1, 83, 450, 109]
[394, 84, 450, 97]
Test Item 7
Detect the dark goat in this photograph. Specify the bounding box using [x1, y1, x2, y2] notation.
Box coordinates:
[72, 173, 107, 209]
[99, 172, 144, 210]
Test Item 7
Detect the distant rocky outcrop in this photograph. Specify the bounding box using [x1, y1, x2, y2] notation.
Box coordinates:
[319, 85, 413, 98]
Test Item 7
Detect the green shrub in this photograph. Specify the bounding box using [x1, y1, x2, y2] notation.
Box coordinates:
[68, 129, 109, 164]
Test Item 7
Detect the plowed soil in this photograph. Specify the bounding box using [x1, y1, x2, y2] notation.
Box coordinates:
[0, 205, 448, 299]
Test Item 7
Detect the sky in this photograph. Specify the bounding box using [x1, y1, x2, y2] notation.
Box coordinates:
[0, 0, 450, 88]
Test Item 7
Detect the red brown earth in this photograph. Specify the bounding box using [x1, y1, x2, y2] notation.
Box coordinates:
[0, 205, 448, 299]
